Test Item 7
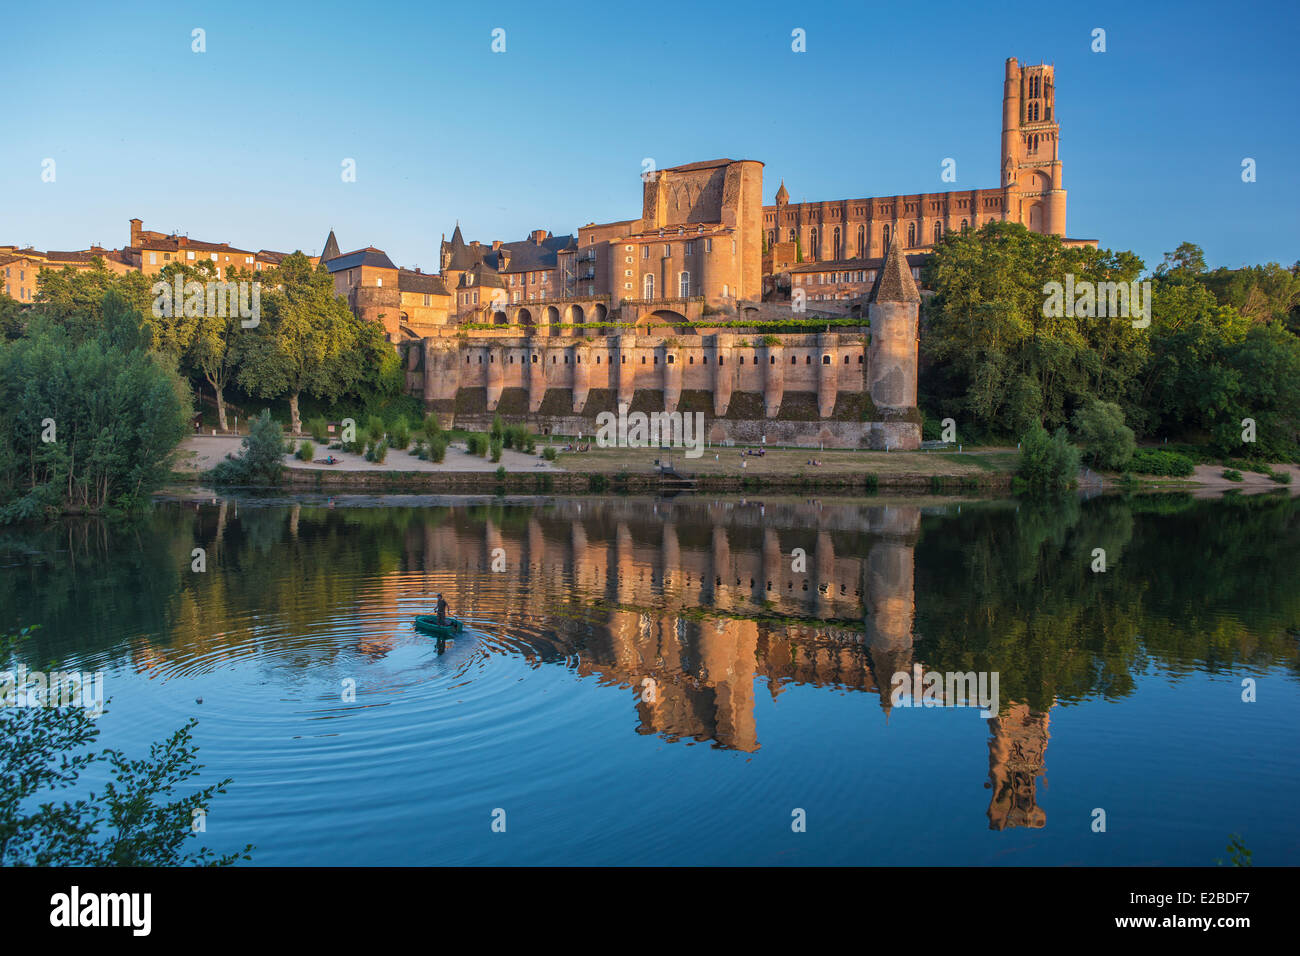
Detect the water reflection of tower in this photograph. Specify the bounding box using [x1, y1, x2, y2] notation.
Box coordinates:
[985, 703, 1050, 830]
[862, 506, 922, 712]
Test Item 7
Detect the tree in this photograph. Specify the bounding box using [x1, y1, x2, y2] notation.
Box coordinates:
[1215, 323, 1300, 459]
[1157, 242, 1207, 277]
[1015, 424, 1080, 494]
[238, 254, 365, 434]
[168, 261, 241, 432]
[921, 222, 1146, 437]
[0, 291, 22, 340]
[1072, 399, 1135, 470]
[32, 259, 154, 343]
[0, 300, 191, 521]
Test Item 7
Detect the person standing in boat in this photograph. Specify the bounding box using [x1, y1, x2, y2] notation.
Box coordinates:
[435, 593, 449, 626]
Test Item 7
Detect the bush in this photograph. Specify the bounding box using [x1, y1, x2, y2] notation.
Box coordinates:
[1015, 424, 1080, 494]
[388, 418, 410, 450]
[428, 435, 448, 463]
[522, 435, 536, 454]
[495, 466, 507, 481]
[1222, 469, 1244, 482]
[1071, 400, 1135, 471]
[365, 441, 388, 464]
[466, 433, 489, 457]
[490, 415, 504, 443]
[1127, 449, 1195, 476]
[490, 437, 503, 462]
[1270, 469, 1292, 484]
[365, 415, 386, 445]
[296, 440, 314, 462]
[542, 446, 557, 461]
[209, 410, 285, 485]
[411, 441, 426, 460]
[422, 414, 442, 440]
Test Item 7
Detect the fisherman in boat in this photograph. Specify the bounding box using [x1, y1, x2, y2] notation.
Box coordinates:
[435, 593, 449, 626]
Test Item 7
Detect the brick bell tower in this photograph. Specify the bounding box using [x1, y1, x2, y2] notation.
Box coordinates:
[1001, 57, 1067, 237]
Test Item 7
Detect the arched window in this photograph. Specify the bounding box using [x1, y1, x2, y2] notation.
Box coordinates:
[643, 274, 654, 299]
[721, 284, 728, 298]
[882, 224, 891, 248]
[933, 221, 943, 244]
[788, 228, 796, 243]
[810, 227, 819, 258]
[767, 230, 774, 248]
[907, 222, 916, 247]
[961, 219, 969, 232]
[1028, 101, 1039, 122]
[678, 271, 690, 297]
[832, 227, 841, 260]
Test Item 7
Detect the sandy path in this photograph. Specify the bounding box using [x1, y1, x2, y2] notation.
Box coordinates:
[1188, 463, 1299, 496]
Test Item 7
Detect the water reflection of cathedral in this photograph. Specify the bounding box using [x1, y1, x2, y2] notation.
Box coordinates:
[397, 498, 1050, 828]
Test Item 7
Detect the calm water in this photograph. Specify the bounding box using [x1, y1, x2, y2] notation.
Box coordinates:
[3, 492, 1299, 865]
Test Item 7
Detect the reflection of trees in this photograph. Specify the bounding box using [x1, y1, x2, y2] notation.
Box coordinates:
[913, 494, 1300, 713]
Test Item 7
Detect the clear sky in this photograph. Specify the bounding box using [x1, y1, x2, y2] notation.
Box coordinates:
[1, 0, 1296, 273]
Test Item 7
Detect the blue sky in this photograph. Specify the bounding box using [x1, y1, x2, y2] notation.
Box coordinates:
[1, 0, 1296, 272]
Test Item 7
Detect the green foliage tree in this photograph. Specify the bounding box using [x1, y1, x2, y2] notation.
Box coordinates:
[0, 303, 191, 521]
[1156, 241, 1207, 277]
[237, 254, 366, 434]
[31, 260, 154, 344]
[1072, 399, 1136, 470]
[0, 291, 23, 340]
[165, 261, 241, 432]
[921, 222, 1146, 438]
[1015, 424, 1080, 494]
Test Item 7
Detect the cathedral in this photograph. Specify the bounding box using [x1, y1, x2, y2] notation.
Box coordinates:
[310, 56, 1091, 448]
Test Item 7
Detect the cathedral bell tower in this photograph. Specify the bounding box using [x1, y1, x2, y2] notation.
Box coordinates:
[1001, 57, 1067, 236]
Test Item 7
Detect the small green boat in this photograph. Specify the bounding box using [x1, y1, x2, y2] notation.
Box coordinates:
[414, 615, 464, 636]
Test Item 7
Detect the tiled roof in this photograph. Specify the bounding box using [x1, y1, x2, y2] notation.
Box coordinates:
[663, 158, 736, 172]
[398, 269, 448, 295]
[325, 247, 397, 272]
[495, 233, 572, 273]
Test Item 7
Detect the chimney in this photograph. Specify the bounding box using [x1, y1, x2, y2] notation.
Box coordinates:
[531, 229, 546, 244]
[129, 218, 142, 247]
[492, 240, 503, 251]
